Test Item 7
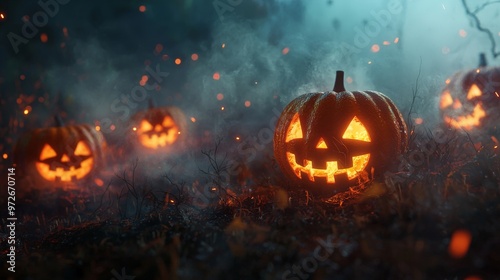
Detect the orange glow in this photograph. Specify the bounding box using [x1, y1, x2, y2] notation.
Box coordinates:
[383, 41, 390, 45]
[371, 44, 380, 53]
[285, 115, 370, 183]
[414, 118, 423, 125]
[459, 29, 467, 37]
[110, 124, 116, 131]
[452, 99, 462, 109]
[137, 117, 179, 149]
[191, 53, 199, 61]
[346, 76, 353, 84]
[23, 109, 29, 115]
[221, 43, 225, 48]
[394, 37, 399, 43]
[139, 75, 149, 86]
[448, 229, 472, 258]
[235, 136, 240, 141]
[476, 69, 480, 73]
[132, 127, 137, 131]
[2, 153, 8, 159]
[95, 125, 101, 131]
[440, 91, 453, 108]
[444, 103, 486, 130]
[282, 47, 290, 55]
[496, 92, 499, 97]
[154, 43, 163, 54]
[464, 276, 482, 280]
[40, 33, 48, 43]
[190, 117, 196, 123]
[244, 100, 251, 107]
[216, 93, 224, 100]
[467, 84, 482, 99]
[94, 178, 104, 187]
[63, 27, 69, 37]
[213, 72, 220, 80]
[221, 106, 225, 111]
[36, 142, 94, 182]
[0, 13, 5, 19]
[139, 5, 146, 12]
[445, 78, 451, 85]
[175, 58, 181, 65]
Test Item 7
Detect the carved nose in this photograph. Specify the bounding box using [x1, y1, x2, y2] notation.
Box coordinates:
[155, 124, 163, 132]
[61, 154, 70, 162]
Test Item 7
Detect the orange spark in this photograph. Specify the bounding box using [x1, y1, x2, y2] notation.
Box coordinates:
[139, 5, 146, 12]
[191, 53, 199, 61]
[414, 118, 423, 125]
[282, 47, 290, 55]
[371, 44, 380, 53]
[2, 153, 8, 159]
[40, 33, 48, 43]
[94, 178, 104, 187]
[244, 100, 251, 107]
[448, 229, 472, 259]
[217, 93, 224, 100]
[213, 72, 220, 80]
[190, 117, 196, 123]
[175, 58, 181, 65]
[394, 37, 399, 43]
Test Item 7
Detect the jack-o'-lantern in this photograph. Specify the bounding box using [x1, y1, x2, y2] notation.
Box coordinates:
[440, 53, 500, 132]
[14, 116, 106, 188]
[274, 71, 408, 197]
[131, 101, 187, 151]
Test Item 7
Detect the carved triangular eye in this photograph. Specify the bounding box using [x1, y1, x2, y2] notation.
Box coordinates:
[285, 113, 303, 142]
[342, 116, 371, 142]
[74, 141, 91, 156]
[140, 120, 153, 132]
[39, 144, 57, 161]
[467, 84, 482, 100]
[316, 138, 327, 149]
[440, 91, 453, 108]
[162, 116, 175, 127]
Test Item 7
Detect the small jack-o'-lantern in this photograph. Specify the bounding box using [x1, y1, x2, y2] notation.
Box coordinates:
[440, 53, 500, 132]
[131, 101, 187, 151]
[14, 116, 106, 188]
[274, 71, 408, 197]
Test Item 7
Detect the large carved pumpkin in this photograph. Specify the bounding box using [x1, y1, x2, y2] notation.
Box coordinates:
[131, 102, 187, 152]
[274, 71, 408, 197]
[14, 116, 107, 189]
[440, 54, 500, 132]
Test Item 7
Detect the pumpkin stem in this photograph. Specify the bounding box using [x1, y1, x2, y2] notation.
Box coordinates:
[148, 98, 155, 109]
[479, 53, 487, 67]
[333, 70, 346, 92]
[54, 114, 64, 127]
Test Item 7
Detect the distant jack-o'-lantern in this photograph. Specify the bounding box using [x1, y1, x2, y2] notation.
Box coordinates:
[440, 53, 500, 132]
[131, 100, 187, 151]
[274, 71, 408, 197]
[14, 116, 106, 188]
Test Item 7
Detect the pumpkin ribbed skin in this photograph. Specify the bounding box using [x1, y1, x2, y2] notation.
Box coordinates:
[274, 72, 407, 197]
[14, 123, 107, 188]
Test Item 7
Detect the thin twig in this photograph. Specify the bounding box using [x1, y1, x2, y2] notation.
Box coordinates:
[462, 0, 500, 58]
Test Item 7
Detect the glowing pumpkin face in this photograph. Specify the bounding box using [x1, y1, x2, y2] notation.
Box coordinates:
[274, 71, 408, 197]
[132, 106, 187, 151]
[440, 60, 500, 132]
[14, 122, 106, 188]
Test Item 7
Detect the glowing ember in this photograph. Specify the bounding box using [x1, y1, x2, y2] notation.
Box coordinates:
[139, 75, 148, 86]
[94, 178, 104, 187]
[0, 13, 4, 19]
[476, 69, 480, 73]
[371, 44, 380, 53]
[221, 106, 225, 111]
[221, 43, 225, 48]
[63, 27, 69, 37]
[383, 41, 390, 45]
[216, 93, 224, 100]
[2, 153, 8, 159]
[414, 118, 423, 125]
[40, 33, 48, 43]
[139, 5, 146, 12]
[174, 58, 182, 65]
[235, 136, 240, 141]
[244, 100, 251, 107]
[448, 229, 471, 259]
[213, 72, 220, 80]
[190, 117, 196, 123]
[132, 127, 137, 131]
[445, 78, 451, 85]
[495, 92, 499, 97]
[191, 53, 199, 61]
[394, 37, 399, 43]
[95, 125, 101, 131]
[282, 47, 290, 55]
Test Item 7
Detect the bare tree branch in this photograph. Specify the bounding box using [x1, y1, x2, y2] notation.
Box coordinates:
[462, 0, 500, 58]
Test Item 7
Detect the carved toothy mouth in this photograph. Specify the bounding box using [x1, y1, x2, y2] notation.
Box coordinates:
[35, 158, 94, 182]
[286, 152, 370, 184]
